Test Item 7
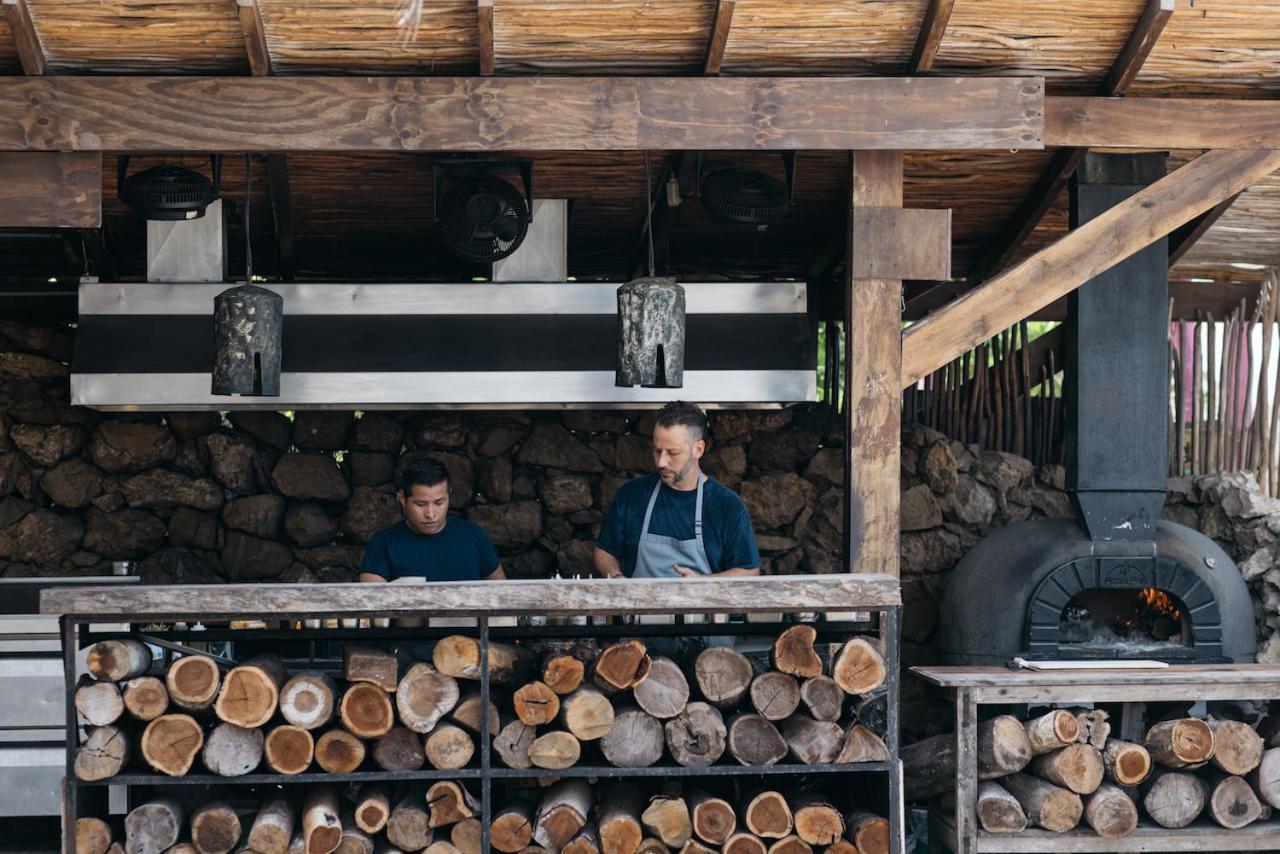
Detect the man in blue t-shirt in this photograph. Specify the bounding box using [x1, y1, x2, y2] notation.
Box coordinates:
[594, 401, 760, 579]
[359, 457, 505, 582]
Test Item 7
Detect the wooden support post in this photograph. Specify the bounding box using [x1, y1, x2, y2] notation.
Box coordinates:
[847, 150, 904, 576]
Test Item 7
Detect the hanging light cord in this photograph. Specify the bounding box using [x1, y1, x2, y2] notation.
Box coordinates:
[244, 154, 253, 284]
[644, 151, 656, 278]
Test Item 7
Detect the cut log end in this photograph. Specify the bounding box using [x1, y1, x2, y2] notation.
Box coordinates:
[831, 639, 886, 696]
[773, 625, 822, 678]
[167, 655, 221, 712]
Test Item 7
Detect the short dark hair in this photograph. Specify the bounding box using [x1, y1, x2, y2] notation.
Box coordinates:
[398, 457, 450, 494]
[654, 400, 707, 443]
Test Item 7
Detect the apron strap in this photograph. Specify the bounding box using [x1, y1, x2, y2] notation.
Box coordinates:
[694, 474, 705, 537]
[640, 477, 663, 536]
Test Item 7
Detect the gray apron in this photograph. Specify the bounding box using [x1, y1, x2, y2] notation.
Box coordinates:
[633, 474, 713, 578]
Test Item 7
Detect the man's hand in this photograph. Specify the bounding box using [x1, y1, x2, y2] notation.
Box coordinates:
[672, 565, 699, 577]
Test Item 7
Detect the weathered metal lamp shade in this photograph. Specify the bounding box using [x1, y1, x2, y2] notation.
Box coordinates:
[211, 284, 283, 396]
[616, 276, 685, 388]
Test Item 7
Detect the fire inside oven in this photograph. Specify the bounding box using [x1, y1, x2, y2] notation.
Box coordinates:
[1059, 587, 1191, 654]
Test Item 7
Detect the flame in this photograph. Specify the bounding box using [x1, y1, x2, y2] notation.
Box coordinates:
[1138, 587, 1181, 621]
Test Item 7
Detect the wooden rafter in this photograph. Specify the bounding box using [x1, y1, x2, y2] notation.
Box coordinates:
[236, 0, 272, 77]
[1168, 192, 1241, 268]
[900, 149, 1280, 388]
[477, 0, 495, 76]
[2, 0, 45, 76]
[907, 0, 955, 75]
[1047, 97, 1280, 149]
[703, 0, 736, 76]
[911, 0, 1174, 314]
[0, 76, 1043, 152]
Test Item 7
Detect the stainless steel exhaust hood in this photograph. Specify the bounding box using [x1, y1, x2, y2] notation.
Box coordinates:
[71, 281, 815, 411]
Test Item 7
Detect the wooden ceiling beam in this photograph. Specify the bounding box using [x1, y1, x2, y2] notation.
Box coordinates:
[236, 0, 272, 77]
[1103, 0, 1176, 96]
[478, 0, 495, 76]
[907, 0, 955, 75]
[1048, 97, 1280, 149]
[2, 0, 45, 76]
[900, 148, 1280, 388]
[704, 0, 736, 75]
[0, 76, 1043, 152]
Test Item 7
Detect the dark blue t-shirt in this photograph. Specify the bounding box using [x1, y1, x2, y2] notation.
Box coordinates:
[597, 474, 760, 576]
[360, 518, 500, 581]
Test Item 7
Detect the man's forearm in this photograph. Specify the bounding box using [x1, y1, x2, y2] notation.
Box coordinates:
[715, 567, 761, 577]
[593, 547, 625, 578]
[358, 572, 387, 583]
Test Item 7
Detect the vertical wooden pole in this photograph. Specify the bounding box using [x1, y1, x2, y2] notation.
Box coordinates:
[846, 150, 903, 577]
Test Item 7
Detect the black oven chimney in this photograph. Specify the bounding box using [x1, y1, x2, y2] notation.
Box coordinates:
[1065, 152, 1169, 542]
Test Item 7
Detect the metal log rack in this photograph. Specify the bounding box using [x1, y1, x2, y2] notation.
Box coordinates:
[46, 575, 904, 854]
[911, 665, 1280, 853]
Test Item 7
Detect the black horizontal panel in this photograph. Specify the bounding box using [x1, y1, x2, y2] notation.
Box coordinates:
[74, 314, 814, 374]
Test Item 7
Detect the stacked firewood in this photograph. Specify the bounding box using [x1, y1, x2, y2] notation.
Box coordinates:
[74, 628, 886, 780]
[492, 781, 891, 854]
[75, 781, 479, 854]
[903, 708, 1280, 837]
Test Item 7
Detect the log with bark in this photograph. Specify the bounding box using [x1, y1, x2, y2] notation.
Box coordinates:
[1074, 709, 1110, 750]
[191, 801, 241, 854]
[1251, 746, 1280, 808]
[1206, 771, 1266, 829]
[722, 833, 766, 854]
[141, 714, 204, 777]
[772, 625, 823, 678]
[788, 793, 842, 846]
[344, 646, 399, 692]
[89, 639, 152, 682]
[203, 721, 264, 777]
[562, 823, 600, 854]
[593, 641, 652, 694]
[542, 650, 587, 695]
[451, 692, 500, 737]
[1024, 710, 1080, 755]
[387, 787, 433, 852]
[529, 730, 582, 770]
[823, 840, 856, 854]
[434, 635, 533, 685]
[249, 799, 297, 854]
[728, 714, 787, 766]
[902, 715, 1033, 799]
[1141, 769, 1209, 829]
[491, 804, 535, 854]
[798, 677, 842, 723]
[560, 686, 615, 741]
[396, 663, 460, 734]
[1102, 739, 1152, 787]
[514, 681, 561, 726]
[633, 658, 690, 720]
[1145, 718, 1215, 769]
[836, 723, 890, 764]
[635, 839, 668, 854]
[315, 729, 367, 774]
[742, 791, 791, 839]
[265, 724, 315, 775]
[534, 779, 593, 852]
[830, 639, 885, 696]
[426, 724, 476, 770]
[76, 817, 114, 854]
[975, 781, 1027, 833]
[336, 822, 375, 854]
[781, 715, 843, 765]
[215, 655, 286, 729]
[494, 718, 536, 769]
[428, 781, 479, 828]
[355, 785, 393, 835]
[76, 677, 124, 727]
[641, 796, 691, 849]
[664, 701, 726, 768]
[694, 647, 753, 710]
[373, 726, 424, 772]
[1027, 743, 1103, 795]
[341, 682, 395, 739]
[1000, 774, 1083, 833]
[601, 707, 664, 768]
[303, 787, 343, 854]
[122, 676, 169, 722]
[1210, 719, 1264, 775]
[1083, 782, 1138, 838]
[167, 655, 221, 713]
[451, 818, 482, 854]
[75, 724, 130, 781]
[843, 812, 888, 854]
[750, 673, 800, 722]
[598, 784, 644, 854]
[124, 799, 183, 854]
[280, 672, 338, 731]
[688, 792, 736, 846]
[764, 836, 810, 854]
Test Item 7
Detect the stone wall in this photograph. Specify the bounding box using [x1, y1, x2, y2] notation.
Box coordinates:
[0, 320, 848, 583]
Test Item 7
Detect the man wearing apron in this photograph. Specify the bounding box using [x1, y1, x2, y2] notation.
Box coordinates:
[593, 401, 760, 581]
